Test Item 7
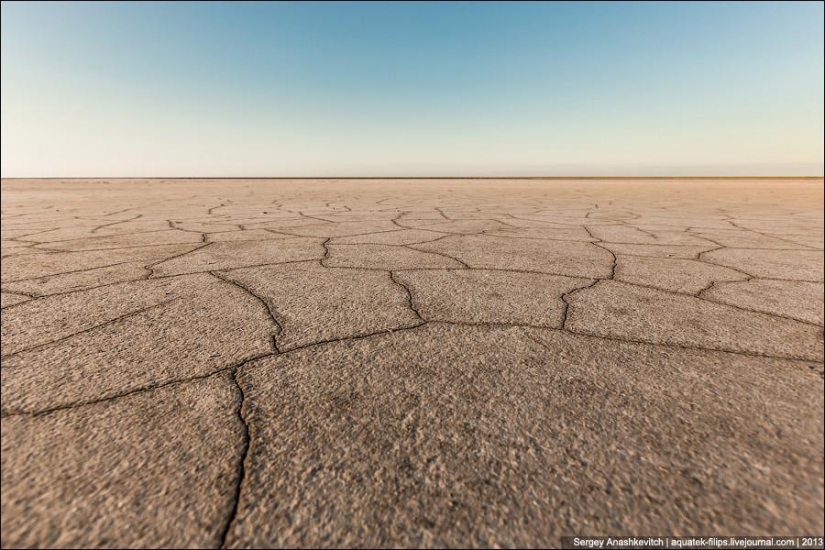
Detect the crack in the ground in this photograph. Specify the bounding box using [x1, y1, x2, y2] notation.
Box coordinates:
[561, 324, 825, 364]
[4, 188, 824, 430]
[404, 243, 471, 268]
[2, 260, 140, 284]
[1, 298, 179, 361]
[209, 271, 283, 353]
[89, 214, 143, 234]
[724, 218, 822, 251]
[0, 350, 275, 418]
[590, 242, 618, 279]
[207, 203, 227, 215]
[0, 289, 37, 299]
[148, 258, 320, 279]
[277, 322, 427, 355]
[217, 367, 251, 549]
[2, 267, 151, 302]
[321, 237, 331, 263]
[145, 242, 213, 277]
[559, 278, 602, 330]
[388, 271, 426, 323]
[25, 228, 182, 247]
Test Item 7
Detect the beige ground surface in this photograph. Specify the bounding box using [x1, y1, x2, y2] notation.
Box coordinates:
[1, 177, 823, 548]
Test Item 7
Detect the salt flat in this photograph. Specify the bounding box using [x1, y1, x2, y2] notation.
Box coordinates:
[1, 177, 823, 547]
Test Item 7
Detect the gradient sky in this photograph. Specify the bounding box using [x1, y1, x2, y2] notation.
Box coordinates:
[1, 1, 823, 177]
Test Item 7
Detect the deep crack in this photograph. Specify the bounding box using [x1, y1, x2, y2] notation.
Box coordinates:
[218, 367, 251, 549]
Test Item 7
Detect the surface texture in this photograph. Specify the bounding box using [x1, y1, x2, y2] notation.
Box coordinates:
[1, 178, 823, 548]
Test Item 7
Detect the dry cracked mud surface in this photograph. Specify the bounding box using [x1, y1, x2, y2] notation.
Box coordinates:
[1, 177, 823, 548]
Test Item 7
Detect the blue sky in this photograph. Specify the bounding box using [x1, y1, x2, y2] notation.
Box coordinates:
[1, 1, 823, 177]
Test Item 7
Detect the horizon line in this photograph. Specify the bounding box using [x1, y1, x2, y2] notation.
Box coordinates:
[2, 175, 824, 181]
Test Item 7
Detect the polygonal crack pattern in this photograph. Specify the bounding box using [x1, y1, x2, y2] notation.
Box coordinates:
[1, 177, 823, 547]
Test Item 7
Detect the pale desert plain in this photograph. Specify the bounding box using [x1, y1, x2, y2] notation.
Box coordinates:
[0, 177, 823, 548]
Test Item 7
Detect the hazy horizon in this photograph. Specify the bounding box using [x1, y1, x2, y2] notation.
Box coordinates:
[2, 1, 823, 178]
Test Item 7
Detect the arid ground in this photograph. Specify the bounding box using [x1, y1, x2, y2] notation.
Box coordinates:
[1, 178, 823, 547]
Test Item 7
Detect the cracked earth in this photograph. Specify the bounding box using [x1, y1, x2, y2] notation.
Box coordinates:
[1, 177, 823, 547]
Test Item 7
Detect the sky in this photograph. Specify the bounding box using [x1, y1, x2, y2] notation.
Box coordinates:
[1, 1, 823, 177]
